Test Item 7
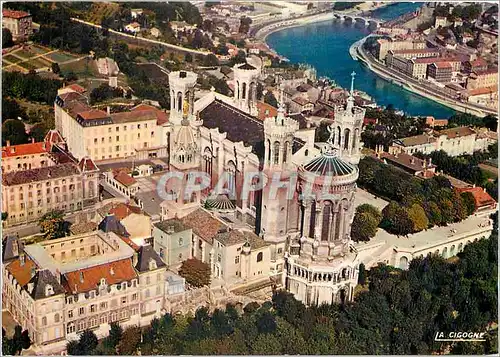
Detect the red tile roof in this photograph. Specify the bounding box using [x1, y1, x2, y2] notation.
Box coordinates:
[114, 171, 137, 187]
[256, 101, 278, 121]
[6, 257, 37, 287]
[433, 62, 452, 69]
[181, 208, 225, 244]
[131, 104, 169, 125]
[78, 157, 98, 172]
[457, 187, 497, 210]
[2, 142, 47, 158]
[109, 203, 143, 220]
[3, 9, 30, 19]
[436, 126, 476, 139]
[67, 83, 86, 94]
[63, 259, 138, 294]
[78, 109, 109, 120]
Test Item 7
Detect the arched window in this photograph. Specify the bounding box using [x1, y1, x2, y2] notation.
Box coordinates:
[177, 92, 182, 113]
[203, 147, 213, 176]
[283, 141, 289, 163]
[242, 82, 247, 99]
[42, 317, 47, 326]
[236, 81, 240, 99]
[226, 161, 236, 196]
[458, 243, 463, 252]
[267, 139, 271, 163]
[337, 126, 341, 146]
[321, 201, 332, 241]
[273, 141, 280, 165]
[256, 252, 263, 262]
[399, 256, 409, 270]
[172, 90, 176, 109]
[54, 313, 60, 323]
[441, 247, 448, 258]
[450, 245, 455, 256]
[308, 200, 316, 238]
[344, 129, 350, 150]
[353, 128, 359, 150]
[304, 149, 309, 157]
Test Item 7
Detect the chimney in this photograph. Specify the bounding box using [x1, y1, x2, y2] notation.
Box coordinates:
[6, 140, 10, 147]
[428, 157, 432, 165]
[110, 267, 115, 276]
[410, 157, 415, 165]
[42, 142, 46, 150]
[133, 252, 138, 266]
[12, 239, 19, 257]
[31, 137, 35, 144]
[107, 106, 111, 115]
[74, 284, 78, 293]
[79, 271, 84, 283]
[10, 147, 15, 154]
[19, 253, 25, 266]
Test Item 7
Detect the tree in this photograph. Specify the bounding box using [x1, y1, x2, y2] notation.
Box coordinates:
[356, 204, 382, 223]
[106, 322, 123, 350]
[4, 325, 32, 355]
[39, 210, 69, 240]
[264, 91, 278, 108]
[2, 98, 24, 122]
[381, 202, 413, 236]
[213, 78, 230, 96]
[2, 28, 14, 48]
[238, 16, 252, 34]
[407, 203, 429, 232]
[51, 62, 61, 74]
[29, 123, 48, 142]
[358, 263, 366, 285]
[252, 333, 282, 354]
[461, 191, 476, 216]
[351, 211, 379, 242]
[116, 326, 141, 355]
[178, 258, 211, 287]
[256, 82, 264, 100]
[79, 330, 98, 355]
[203, 53, 219, 67]
[2, 119, 28, 145]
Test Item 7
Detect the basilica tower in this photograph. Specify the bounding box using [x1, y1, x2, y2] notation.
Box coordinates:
[233, 59, 260, 116]
[333, 72, 365, 165]
[163, 70, 201, 219]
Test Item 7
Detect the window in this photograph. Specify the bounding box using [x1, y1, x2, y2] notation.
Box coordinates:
[54, 313, 60, 323]
[132, 293, 138, 301]
[146, 276, 150, 285]
[116, 136, 119, 141]
[116, 126, 119, 132]
[217, 254, 221, 262]
[235, 256, 240, 264]
[257, 252, 263, 262]
[67, 323, 75, 334]
[178, 237, 183, 246]
[42, 317, 47, 326]
[94, 138, 98, 144]
[121, 296, 127, 305]
[138, 124, 141, 129]
[277, 248, 283, 254]
[79, 307, 85, 315]
[100, 302, 107, 310]
[90, 304, 96, 313]
[156, 285, 161, 295]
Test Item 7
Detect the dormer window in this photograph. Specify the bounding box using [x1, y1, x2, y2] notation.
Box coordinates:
[100, 278, 106, 286]
[45, 285, 54, 297]
[149, 259, 157, 270]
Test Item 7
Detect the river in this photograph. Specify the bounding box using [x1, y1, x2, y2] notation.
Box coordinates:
[266, 2, 457, 118]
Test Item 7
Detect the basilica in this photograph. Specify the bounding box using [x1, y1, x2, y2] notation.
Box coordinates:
[164, 58, 365, 305]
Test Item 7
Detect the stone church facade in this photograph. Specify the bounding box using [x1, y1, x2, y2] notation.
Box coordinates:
[164, 61, 365, 305]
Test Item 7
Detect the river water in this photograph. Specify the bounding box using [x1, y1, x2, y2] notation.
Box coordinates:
[267, 3, 457, 118]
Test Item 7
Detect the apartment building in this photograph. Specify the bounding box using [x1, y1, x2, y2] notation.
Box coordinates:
[466, 68, 498, 90]
[152, 220, 193, 267]
[2, 140, 51, 174]
[54, 88, 169, 161]
[2, 9, 33, 41]
[391, 126, 493, 157]
[375, 38, 426, 61]
[2, 231, 167, 354]
[463, 58, 488, 74]
[1, 133, 99, 227]
[427, 62, 453, 83]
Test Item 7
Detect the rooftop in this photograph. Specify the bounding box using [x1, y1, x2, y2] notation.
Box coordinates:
[114, 171, 137, 187]
[436, 126, 476, 139]
[215, 229, 269, 250]
[63, 259, 137, 294]
[399, 133, 437, 147]
[154, 219, 190, 234]
[2, 141, 47, 158]
[456, 187, 496, 210]
[3, 9, 31, 19]
[2, 163, 81, 186]
[181, 208, 225, 244]
[379, 152, 435, 174]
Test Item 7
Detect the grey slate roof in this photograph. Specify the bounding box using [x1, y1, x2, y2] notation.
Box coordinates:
[135, 245, 166, 272]
[27, 269, 65, 300]
[98, 215, 130, 237]
[2, 235, 23, 262]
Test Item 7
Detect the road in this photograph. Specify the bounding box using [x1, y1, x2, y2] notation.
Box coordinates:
[355, 41, 498, 117]
[70, 18, 212, 56]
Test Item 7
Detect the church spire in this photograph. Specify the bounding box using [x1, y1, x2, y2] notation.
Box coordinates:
[346, 71, 356, 111]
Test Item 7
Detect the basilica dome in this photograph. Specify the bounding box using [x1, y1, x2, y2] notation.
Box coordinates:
[175, 121, 196, 149]
[303, 150, 355, 176]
